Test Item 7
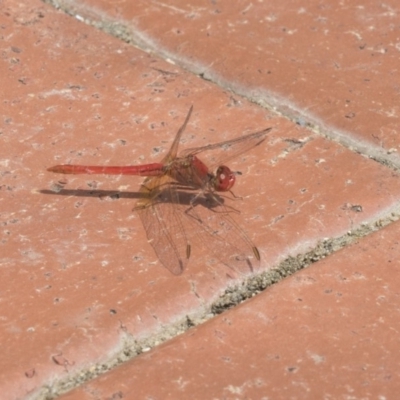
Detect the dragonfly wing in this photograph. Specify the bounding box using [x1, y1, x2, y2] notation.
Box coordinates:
[135, 175, 191, 275]
[161, 105, 193, 164]
[179, 127, 272, 171]
[183, 193, 261, 274]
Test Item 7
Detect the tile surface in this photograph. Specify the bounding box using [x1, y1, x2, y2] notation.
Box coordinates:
[1, 0, 400, 399]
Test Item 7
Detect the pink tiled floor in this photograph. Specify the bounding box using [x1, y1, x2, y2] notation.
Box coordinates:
[2, 1, 400, 399]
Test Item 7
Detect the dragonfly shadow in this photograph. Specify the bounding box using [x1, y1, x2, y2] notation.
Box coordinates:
[39, 188, 144, 200]
[40, 185, 255, 275]
[39, 186, 229, 211]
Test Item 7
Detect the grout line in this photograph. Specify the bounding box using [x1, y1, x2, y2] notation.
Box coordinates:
[42, 0, 400, 171]
[30, 313, 206, 399]
[215, 203, 400, 313]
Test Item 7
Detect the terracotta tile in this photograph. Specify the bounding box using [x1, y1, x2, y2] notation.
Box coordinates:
[59, 0, 400, 165]
[2, 0, 400, 399]
[59, 219, 400, 399]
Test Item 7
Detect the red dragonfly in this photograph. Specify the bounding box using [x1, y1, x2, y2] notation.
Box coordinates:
[48, 106, 271, 275]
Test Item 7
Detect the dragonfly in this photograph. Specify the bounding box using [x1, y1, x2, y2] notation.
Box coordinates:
[48, 106, 271, 275]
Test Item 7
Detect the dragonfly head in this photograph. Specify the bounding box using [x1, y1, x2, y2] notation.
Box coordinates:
[214, 165, 236, 192]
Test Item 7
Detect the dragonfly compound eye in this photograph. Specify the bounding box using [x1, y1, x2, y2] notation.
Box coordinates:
[215, 165, 236, 191]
